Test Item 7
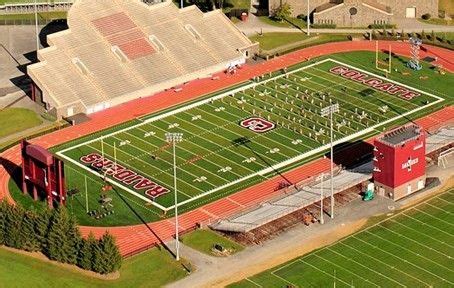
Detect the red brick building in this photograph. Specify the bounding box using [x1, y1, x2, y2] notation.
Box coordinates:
[373, 124, 426, 200]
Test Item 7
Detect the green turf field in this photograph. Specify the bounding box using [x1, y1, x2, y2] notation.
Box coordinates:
[55, 58, 441, 211]
[11, 51, 452, 226]
[229, 190, 454, 287]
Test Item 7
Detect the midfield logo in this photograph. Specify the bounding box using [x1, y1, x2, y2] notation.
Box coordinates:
[240, 117, 275, 133]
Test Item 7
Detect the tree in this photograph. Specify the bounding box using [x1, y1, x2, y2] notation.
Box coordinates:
[92, 233, 122, 274]
[45, 207, 70, 262]
[421, 30, 426, 40]
[4, 205, 25, 249]
[66, 215, 82, 265]
[0, 200, 8, 245]
[273, 2, 292, 22]
[431, 30, 435, 43]
[34, 208, 52, 252]
[20, 210, 40, 252]
[78, 233, 96, 271]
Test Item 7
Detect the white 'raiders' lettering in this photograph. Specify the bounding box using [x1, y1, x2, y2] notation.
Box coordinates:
[402, 158, 419, 169]
[80, 152, 169, 199]
[240, 117, 275, 133]
[329, 66, 421, 100]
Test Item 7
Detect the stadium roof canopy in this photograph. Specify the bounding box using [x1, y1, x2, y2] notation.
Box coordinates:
[28, 0, 257, 117]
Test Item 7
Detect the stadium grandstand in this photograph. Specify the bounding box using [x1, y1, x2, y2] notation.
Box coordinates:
[27, 0, 258, 118]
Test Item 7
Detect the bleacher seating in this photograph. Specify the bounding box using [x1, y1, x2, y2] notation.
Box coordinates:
[28, 0, 257, 117]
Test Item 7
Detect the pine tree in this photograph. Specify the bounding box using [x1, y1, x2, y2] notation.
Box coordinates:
[20, 210, 40, 252]
[66, 215, 81, 265]
[78, 233, 96, 271]
[93, 233, 122, 274]
[45, 207, 70, 262]
[0, 200, 8, 245]
[34, 208, 52, 252]
[4, 205, 25, 249]
[431, 30, 435, 43]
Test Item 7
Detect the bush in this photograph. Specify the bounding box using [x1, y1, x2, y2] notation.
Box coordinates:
[368, 24, 396, 29]
[296, 14, 307, 21]
[422, 13, 431, 20]
[311, 23, 336, 29]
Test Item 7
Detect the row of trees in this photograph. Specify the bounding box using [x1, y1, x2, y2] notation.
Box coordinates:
[371, 28, 453, 46]
[0, 201, 121, 274]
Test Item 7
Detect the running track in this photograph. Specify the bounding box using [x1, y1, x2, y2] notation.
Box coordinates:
[0, 41, 453, 256]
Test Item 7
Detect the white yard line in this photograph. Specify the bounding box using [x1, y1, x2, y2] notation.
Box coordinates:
[375, 225, 453, 266]
[56, 59, 444, 211]
[411, 207, 454, 226]
[388, 219, 454, 249]
[362, 231, 454, 284]
[313, 252, 381, 287]
[298, 259, 352, 286]
[400, 213, 454, 238]
[340, 239, 425, 287]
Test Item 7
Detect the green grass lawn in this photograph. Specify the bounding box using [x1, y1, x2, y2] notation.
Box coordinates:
[419, 18, 454, 26]
[258, 16, 306, 29]
[0, 11, 67, 21]
[0, 246, 187, 287]
[249, 32, 313, 51]
[249, 33, 360, 53]
[0, 108, 42, 138]
[9, 51, 452, 227]
[223, 0, 250, 12]
[181, 229, 244, 256]
[229, 190, 454, 287]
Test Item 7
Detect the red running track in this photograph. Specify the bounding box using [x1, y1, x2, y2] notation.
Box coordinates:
[0, 41, 453, 256]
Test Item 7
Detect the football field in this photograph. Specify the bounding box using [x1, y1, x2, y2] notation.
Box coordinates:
[56, 58, 443, 213]
[230, 190, 454, 288]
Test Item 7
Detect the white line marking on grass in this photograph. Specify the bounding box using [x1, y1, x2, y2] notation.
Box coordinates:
[376, 225, 454, 264]
[299, 259, 351, 286]
[412, 207, 454, 226]
[56, 59, 444, 211]
[312, 252, 381, 287]
[329, 59, 444, 102]
[400, 213, 454, 238]
[99, 140, 201, 198]
[269, 271, 300, 288]
[118, 131, 234, 187]
[388, 219, 454, 249]
[424, 202, 453, 214]
[340, 240, 424, 287]
[244, 278, 263, 287]
[434, 197, 454, 205]
[362, 231, 454, 284]
[56, 148, 168, 211]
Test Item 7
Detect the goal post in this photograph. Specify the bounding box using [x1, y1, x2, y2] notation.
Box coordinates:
[375, 41, 392, 76]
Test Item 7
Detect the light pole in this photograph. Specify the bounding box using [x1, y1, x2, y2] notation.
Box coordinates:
[34, 0, 39, 52]
[165, 132, 183, 261]
[307, 0, 310, 36]
[321, 103, 339, 219]
[180, 0, 184, 9]
[318, 173, 324, 224]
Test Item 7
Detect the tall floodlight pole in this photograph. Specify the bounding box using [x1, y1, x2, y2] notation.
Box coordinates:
[165, 132, 183, 261]
[181, 0, 184, 9]
[318, 173, 324, 224]
[321, 103, 339, 219]
[307, 0, 310, 36]
[34, 0, 39, 52]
